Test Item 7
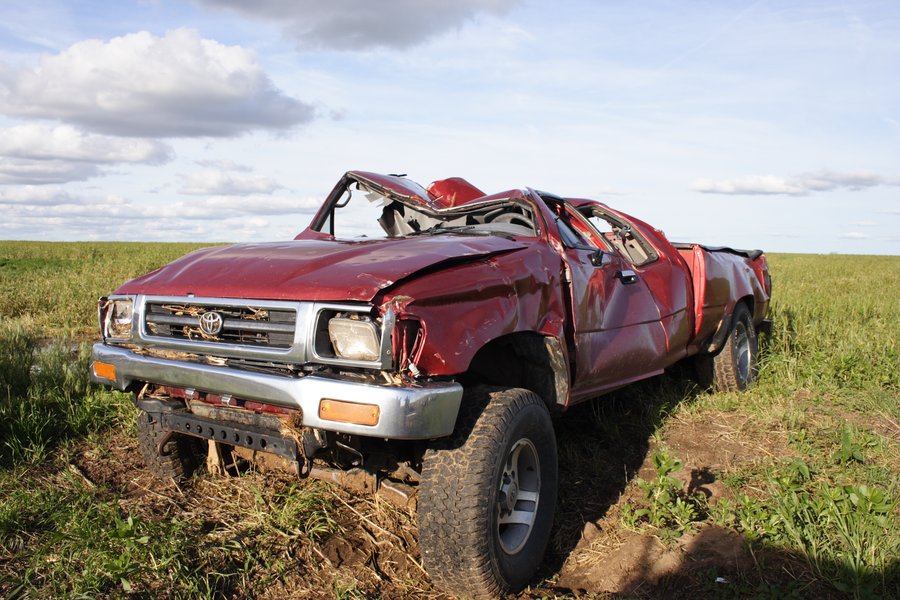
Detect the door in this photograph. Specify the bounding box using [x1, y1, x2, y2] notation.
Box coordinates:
[579, 203, 692, 365]
[556, 215, 669, 400]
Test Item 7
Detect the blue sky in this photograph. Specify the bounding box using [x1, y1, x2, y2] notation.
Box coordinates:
[0, 0, 897, 254]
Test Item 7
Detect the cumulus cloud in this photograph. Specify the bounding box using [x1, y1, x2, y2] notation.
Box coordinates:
[0, 158, 101, 184]
[0, 124, 171, 162]
[0, 187, 320, 241]
[0, 124, 172, 184]
[196, 0, 519, 50]
[179, 168, 282, 196]
[1, 185, 318, 220]
[691, 171, 900, 196]
[0, 29, 314, 137]
[0, 185, 82, 205]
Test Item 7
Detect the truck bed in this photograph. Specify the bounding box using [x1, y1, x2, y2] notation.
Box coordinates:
[672, 243, 770, 348]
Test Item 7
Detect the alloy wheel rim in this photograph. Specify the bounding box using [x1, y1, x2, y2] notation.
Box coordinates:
[735, 322, 751, 384]
[497, 438, 540, 554]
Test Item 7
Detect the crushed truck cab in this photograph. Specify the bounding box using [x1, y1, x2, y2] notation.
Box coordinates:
[91, 171, 771, 598]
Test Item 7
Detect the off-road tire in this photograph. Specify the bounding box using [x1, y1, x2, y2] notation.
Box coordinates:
[418, 386, 557, 598]
[136, 410, 204, 481]
[703, 302, 759, 392]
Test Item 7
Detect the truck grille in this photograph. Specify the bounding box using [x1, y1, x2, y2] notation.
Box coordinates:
[144, 301, 296, 348]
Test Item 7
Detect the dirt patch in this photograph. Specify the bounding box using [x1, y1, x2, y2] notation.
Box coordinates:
[557, 524, 754, 595]
[72, 434, 147, 496]
[54, 399, 824, 599]
[66, 429, 437, 598]
[836, 407, 900, 442]
[662, 412, 789, 472]
[544, 405, 797, 598]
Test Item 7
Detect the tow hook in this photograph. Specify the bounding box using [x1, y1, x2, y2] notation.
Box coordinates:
[297, 455, 312, 478]
[156, 429, 175, 456]
[296, 427, 326, 478]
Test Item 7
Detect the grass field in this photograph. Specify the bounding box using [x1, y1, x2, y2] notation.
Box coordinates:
[0, 242, 897, 598]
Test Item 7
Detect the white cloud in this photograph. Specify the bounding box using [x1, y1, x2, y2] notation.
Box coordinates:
[157, 195, 320, 219]
[0, 185, 81, 205]
[840, 232, 870, 239]
[196, 0, 519, 50]
[0, 188, 318, 241]
[691, 170, 900, 196]
[0, 123, 172, 184]
[0, 185, 319, 221]
[0, 124, 171, 162]
[179, 168, 282, 196]
[0, 158, 100, 184]
[0, 29, 314, 137]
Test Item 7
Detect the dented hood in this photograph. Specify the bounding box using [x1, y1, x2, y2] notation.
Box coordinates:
[115, 235, 527, 302]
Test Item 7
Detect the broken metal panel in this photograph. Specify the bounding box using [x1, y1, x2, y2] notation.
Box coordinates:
[426, 177, 486, 209]
[115, 235, 529, 302]
[380, 243, 568, 377]
[560, 245, 669, 396]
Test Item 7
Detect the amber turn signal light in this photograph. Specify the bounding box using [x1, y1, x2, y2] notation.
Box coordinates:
[92, 361, 117, 381]
[318, 399, 380, 426]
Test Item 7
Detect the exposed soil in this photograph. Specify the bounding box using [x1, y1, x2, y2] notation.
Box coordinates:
[69, 430, 437, 599]
[545, 402, 795, 598]
[60, 390, 826, 599]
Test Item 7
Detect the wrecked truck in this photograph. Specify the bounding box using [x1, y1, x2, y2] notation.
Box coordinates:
[90, 171, 771, 598]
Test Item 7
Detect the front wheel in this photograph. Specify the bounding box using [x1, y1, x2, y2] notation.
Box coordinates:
[136, 410, 204, 481]
[418, 386, 557, 598]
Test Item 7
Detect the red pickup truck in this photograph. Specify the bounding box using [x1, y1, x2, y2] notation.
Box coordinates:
[91, 171, 771, 598]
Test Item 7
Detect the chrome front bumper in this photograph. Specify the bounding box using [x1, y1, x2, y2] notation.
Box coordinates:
[91, 344, 463, 440]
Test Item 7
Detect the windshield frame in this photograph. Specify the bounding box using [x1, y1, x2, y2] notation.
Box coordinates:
[308, 172, 544, 241]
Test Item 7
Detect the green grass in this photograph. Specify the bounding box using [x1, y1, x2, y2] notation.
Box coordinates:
[760, 254, 899, 410]
[0, 241, 214, 337]
[0, 465, 337, 597]
[614, 253, 899, 598]
[0, 324, 132, 466]
[0, 243, 898, 598]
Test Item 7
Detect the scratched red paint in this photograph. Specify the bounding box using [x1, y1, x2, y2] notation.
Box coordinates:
[113, 171, 770, 406]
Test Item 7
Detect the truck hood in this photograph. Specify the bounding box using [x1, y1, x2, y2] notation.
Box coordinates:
[115, 235, 527, 302]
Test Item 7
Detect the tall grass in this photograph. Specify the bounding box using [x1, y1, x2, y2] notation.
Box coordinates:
[0, 469, 304, 597]
[0, 323, 130, 466]
[759, 254, 899, 412]
[0, 241, 215, 336]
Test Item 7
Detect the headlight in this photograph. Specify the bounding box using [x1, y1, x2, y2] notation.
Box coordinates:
[327, 317, 380, 361]
[100, 297, 134, 340]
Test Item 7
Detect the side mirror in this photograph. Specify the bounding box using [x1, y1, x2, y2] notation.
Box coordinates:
[589, 249, 610, 267]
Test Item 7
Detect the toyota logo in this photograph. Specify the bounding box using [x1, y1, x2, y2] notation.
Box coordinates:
[199, 311, 224, 336]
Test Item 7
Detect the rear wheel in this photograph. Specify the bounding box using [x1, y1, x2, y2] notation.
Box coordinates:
[701, 302, 759, 391]
[418, 386, 557, 598]
[136, 410, 204, 481]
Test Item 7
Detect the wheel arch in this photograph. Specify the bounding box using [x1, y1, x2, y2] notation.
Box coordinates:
[704, 294, 756, 354]
[737, 293, 754, 318]
[464, 332, 570, 408]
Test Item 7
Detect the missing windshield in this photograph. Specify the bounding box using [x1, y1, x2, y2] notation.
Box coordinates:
[317, 181, 537, 240]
